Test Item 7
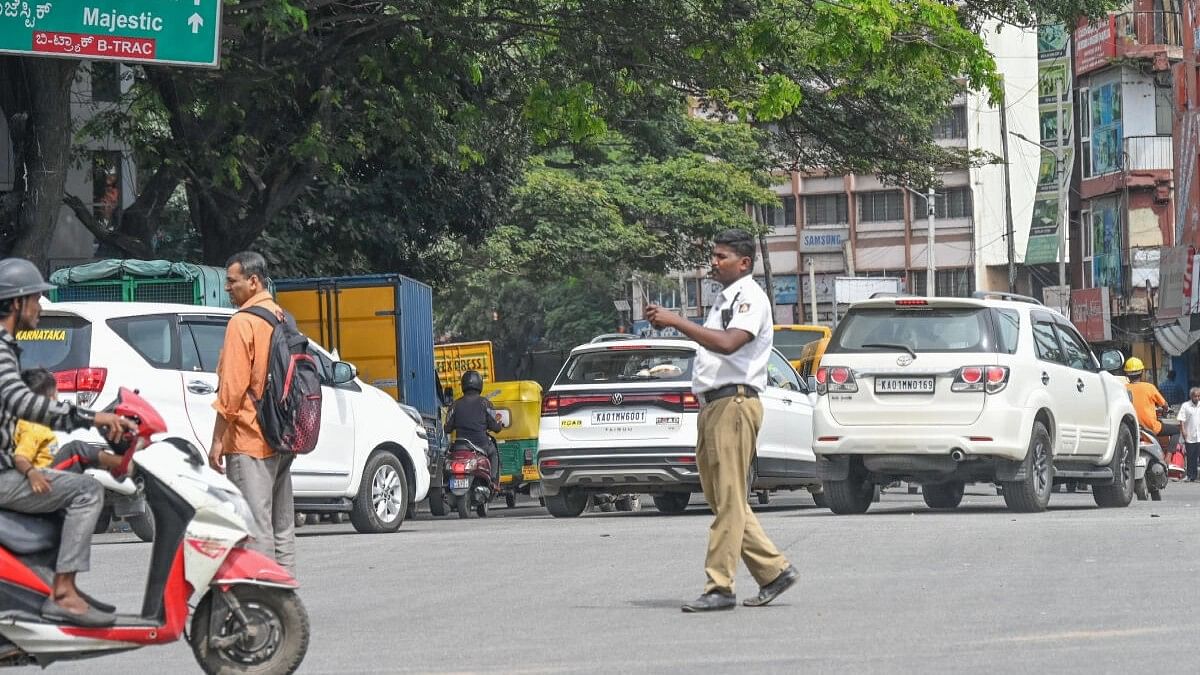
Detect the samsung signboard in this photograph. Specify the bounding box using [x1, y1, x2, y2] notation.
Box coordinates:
[798, 228, 849, 253]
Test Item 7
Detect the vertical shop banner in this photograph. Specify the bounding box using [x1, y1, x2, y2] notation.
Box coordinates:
[1090, 83, 1123, 175]
[1092, 202, 1123, 289]
[1026, 24, 1074, 265]
[1071, 287, 1112, 342]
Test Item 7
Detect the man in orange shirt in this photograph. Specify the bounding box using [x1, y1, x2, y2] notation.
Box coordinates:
[208, 251, 296, 575]
[1125, 357, 1179, 448]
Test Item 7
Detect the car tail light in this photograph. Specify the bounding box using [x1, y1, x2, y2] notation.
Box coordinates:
[681, 392, 699, 412]
[895, 299, 928, 306]
[540, 459, 561, 470]
[541, 395, 560, 415]
[815, 366, 857, 395]
[54, 368, 107, 407]
[952, 366, 1009, 394]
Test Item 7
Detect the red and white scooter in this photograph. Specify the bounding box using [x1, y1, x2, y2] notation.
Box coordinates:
[0, 388, 309, 673]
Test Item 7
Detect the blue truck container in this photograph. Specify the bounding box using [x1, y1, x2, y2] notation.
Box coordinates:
[273, 274, 439, 425]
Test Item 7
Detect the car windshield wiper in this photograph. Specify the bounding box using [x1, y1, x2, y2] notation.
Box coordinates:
[862, 343, 917, 360]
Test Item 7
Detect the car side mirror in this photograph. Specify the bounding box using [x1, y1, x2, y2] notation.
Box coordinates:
[331, 361, 356, 385]
[1098, 350, 1124, 373]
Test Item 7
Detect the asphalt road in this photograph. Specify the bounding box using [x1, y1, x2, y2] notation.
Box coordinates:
[44, 483, 1200, 674]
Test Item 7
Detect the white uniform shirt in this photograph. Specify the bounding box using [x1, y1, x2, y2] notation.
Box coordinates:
[692, 274, 773, 395]
[1177, 400, 1200, 443]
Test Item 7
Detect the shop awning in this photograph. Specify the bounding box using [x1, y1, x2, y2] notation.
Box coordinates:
[1153, 317, 1200, 356]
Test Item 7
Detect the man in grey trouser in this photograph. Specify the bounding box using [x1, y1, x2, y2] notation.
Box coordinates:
[208, 251, 297, 575]
[0, 257, 136, 627]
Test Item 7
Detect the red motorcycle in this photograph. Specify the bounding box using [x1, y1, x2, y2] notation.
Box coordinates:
[443, 438, 497, 519]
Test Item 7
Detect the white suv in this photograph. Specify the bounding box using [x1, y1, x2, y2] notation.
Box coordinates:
[812, 292, 1137, 514]
[20, 301, 429, 533]
[537, 337, 823, 516]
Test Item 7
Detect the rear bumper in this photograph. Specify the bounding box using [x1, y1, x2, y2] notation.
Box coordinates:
[537, 446, 699, 496]
[813, 405, 1030, 462]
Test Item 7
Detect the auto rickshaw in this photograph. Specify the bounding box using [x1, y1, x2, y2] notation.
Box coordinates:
[483, 380, 543, 507]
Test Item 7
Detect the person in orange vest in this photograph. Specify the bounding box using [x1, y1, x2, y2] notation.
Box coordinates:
[1125, 357, 1179, 449]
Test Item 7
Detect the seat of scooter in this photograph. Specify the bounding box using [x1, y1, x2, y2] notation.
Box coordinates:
[0, 510, 60, 555]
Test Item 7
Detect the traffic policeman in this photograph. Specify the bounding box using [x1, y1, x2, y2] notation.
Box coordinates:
[645, 229, 798, 612]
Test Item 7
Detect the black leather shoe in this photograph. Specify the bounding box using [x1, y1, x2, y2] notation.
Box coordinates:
[743, 564, 799, 607]
[681, 591, 736, 613]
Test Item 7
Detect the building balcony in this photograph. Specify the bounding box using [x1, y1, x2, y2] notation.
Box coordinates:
[1124, 135, 1173, 173]
[1076, 11, 1183, 75]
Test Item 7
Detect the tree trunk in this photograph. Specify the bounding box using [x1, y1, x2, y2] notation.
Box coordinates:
[756, 205, 775, 313]
[11, 58, 78, 269]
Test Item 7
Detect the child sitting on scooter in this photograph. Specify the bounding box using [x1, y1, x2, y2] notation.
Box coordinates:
[15, 368, 122, 475]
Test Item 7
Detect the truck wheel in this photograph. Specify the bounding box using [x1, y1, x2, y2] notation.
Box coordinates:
[428, 487, 447, 516]
[652, 492, 690, 515]
[1094, 426, 1135, 508]
[349, 451, 409, 533]
[545, 489, 588, 518]
[922, 481, 964, 510]
[1002, 421, 1053, 513]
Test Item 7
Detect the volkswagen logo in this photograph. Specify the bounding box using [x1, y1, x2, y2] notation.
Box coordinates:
[611, 393, 624, 405]
[896, 354, 914, 367]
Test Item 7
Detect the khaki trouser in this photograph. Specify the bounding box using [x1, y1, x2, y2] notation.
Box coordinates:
[227, 452, 296, 576]
[696, 393, 789, 595]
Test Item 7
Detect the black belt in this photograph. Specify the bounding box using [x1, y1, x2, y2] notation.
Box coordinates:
[701, 384, 758, 403]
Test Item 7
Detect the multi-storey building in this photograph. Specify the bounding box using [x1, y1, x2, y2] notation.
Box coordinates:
[665, 24, 1041, 324]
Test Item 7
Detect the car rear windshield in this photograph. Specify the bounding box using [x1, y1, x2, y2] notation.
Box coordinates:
[557, 348, 694, 385]
[829, 307, 992, 353]
[17, 315, 93, 372]
[773, 329, 826, 360]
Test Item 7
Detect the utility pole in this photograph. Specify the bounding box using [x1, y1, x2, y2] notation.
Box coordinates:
[756, 205, 775, 314]
[998, 75, 1017, 292]
[808, 258, 818, 325]
[926, 185, 936, 297]
[1055, 77, 1068, 288]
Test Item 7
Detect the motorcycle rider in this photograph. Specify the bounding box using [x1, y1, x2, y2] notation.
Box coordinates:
[445, 370, 502, 484]
[1125, 357, 1180, 450]
[0, 258, 135, 627]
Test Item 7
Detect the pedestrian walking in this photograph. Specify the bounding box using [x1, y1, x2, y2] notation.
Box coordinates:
[1177, 387, 1200, 482]
[645, 229, 798, 613]
[208, 251, 297, 575]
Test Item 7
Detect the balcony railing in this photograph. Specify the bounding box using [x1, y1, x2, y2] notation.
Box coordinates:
[1114, 11, 1183, 49]
[1123, 135, 1173, 173]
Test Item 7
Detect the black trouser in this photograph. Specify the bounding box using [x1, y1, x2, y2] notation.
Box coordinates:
[1186, 442, 1200, 481]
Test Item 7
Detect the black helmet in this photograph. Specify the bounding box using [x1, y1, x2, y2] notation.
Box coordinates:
[461, 370, 483, 394]
[0, 258, 54, 301]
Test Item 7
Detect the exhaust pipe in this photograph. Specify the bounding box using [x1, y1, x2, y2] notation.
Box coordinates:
[950, 449, 965, 462]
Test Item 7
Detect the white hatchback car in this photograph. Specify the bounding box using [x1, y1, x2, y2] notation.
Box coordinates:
[19, 301, 429, 533]
[537, 337, 823, 516]
[812, 292, 1137, 514]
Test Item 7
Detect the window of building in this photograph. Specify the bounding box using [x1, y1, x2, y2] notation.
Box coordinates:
[758, 196, 796, 229]
[1078, 86, 1091, 179]
[1156, 86, 1173, 136]
[92, 151, 122, 227]
[916, 187, 973, 220]
[91, 63, 121, 102]
[858, 190, 904, 222]
[804, 193, 849, 226]
[907, 269, 976, 298]
[932, 106, 967, 140]
[1080, 207, 1093, 288]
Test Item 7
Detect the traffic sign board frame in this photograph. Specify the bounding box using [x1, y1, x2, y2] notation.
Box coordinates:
[0, 0, 224, 68]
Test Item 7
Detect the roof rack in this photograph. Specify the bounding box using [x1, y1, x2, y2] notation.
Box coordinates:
[589, 333, 638, 344]
[971, 291, 1043, 306]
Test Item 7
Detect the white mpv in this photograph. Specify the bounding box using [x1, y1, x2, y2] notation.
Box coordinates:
[812, 292, 1137, 514]
[21, 301, 429, 533]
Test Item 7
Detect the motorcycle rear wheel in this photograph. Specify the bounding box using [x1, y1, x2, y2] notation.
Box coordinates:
[191, 586, 309, 675]
[456, 494, 470, 519]
[428, 487, 448, 517]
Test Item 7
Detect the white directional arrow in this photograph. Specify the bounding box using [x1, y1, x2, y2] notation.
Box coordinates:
[188, 12, 203, 34]
[194, 0, 201, 5]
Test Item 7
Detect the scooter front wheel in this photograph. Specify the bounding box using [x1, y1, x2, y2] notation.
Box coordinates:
[190, 586, 310, 675]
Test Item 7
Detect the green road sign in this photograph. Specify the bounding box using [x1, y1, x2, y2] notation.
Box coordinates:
[0, 0, 222, 67]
